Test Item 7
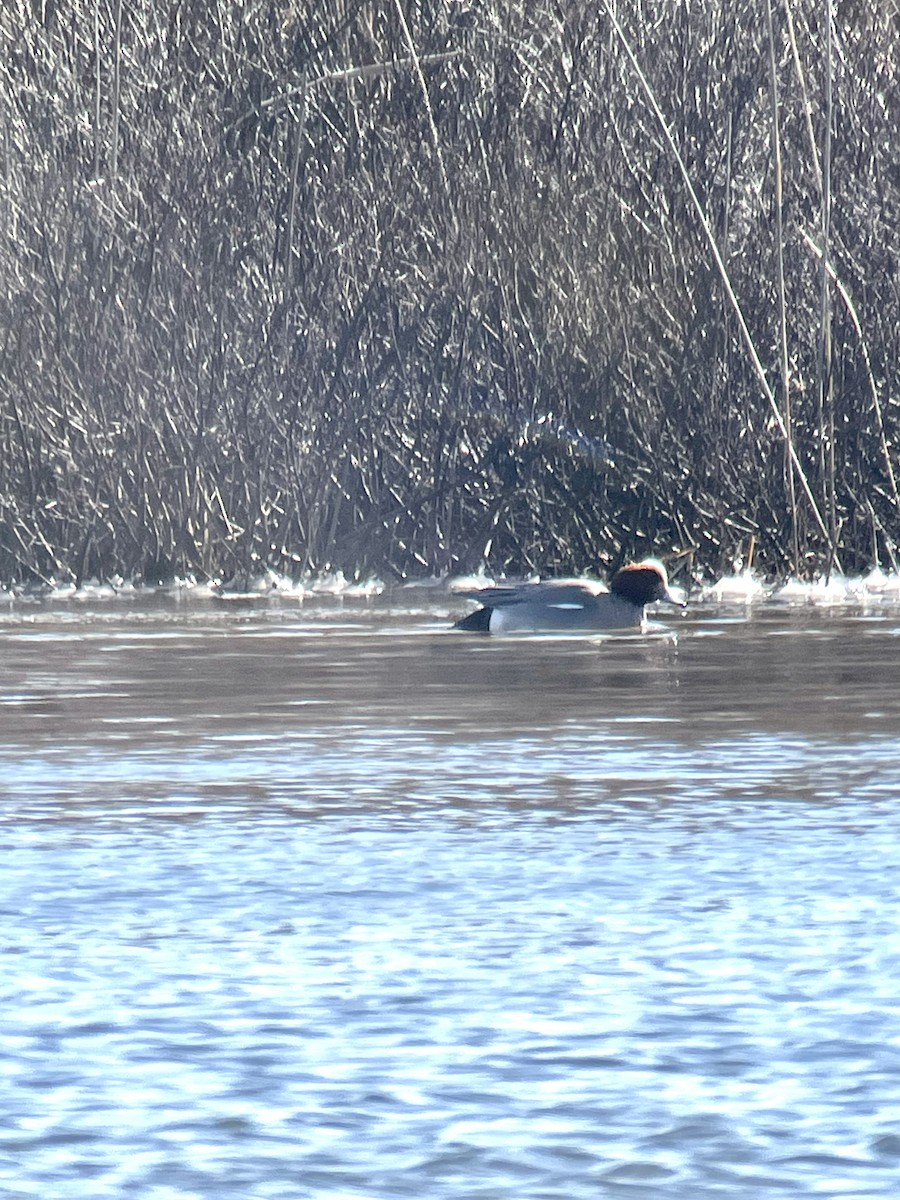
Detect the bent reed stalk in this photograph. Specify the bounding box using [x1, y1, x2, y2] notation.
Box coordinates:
[602, 0, 839, 570]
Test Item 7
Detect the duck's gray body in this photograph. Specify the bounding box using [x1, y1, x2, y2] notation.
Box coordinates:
[453, 560, 679, 633]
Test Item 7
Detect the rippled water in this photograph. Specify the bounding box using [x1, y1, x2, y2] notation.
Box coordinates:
[2, 590, 900, 1198]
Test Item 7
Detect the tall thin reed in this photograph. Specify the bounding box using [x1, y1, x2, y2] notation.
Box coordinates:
[817, 0, 837, 577]
[109, 0, 123, 181]
[602, 0, 839, 568]
[765, 0, 800, 574]
[93, 0, 102, 177]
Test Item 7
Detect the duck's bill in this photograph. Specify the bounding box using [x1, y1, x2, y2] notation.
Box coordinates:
[662, 586, 688, 608]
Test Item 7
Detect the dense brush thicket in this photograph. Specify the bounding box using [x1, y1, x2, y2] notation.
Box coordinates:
[2, 0, 899, 585]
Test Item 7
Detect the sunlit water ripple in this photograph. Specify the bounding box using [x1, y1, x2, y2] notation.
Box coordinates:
[2, 593, 900, 1198]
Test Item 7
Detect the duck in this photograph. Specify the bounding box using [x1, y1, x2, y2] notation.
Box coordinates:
[453, 558, 683, 633]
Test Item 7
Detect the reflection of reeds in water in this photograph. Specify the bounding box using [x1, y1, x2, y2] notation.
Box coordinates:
[1, 2, 898, 588]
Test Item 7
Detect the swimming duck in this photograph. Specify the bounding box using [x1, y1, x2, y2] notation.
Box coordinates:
[453, 559, 682, 633]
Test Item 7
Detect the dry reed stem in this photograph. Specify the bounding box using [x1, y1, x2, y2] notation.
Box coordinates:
[603, 0, 840, 569]
[0, 0, 895, 585]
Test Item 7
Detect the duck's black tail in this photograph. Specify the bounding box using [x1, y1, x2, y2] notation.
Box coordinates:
[453, 606, 492, 632]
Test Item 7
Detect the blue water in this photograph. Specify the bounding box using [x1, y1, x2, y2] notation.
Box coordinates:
[2, 594, 900, 1197]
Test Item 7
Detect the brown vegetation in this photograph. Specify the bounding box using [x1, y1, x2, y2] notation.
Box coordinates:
[2, 0, 899, 585]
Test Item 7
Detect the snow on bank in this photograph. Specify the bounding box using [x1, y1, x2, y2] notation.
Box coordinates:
[4, 567, 900, 611]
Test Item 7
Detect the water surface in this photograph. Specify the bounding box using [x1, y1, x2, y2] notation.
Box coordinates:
[2, 591, 900, 1198]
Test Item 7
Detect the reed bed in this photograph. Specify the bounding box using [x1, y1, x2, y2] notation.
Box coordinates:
[1, 0, 898, 585]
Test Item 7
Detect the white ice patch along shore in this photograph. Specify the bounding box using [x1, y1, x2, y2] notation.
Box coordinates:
[0, 569, 386, 605]
[5, 566, 900, 611]
[697, 567, 900, 607]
